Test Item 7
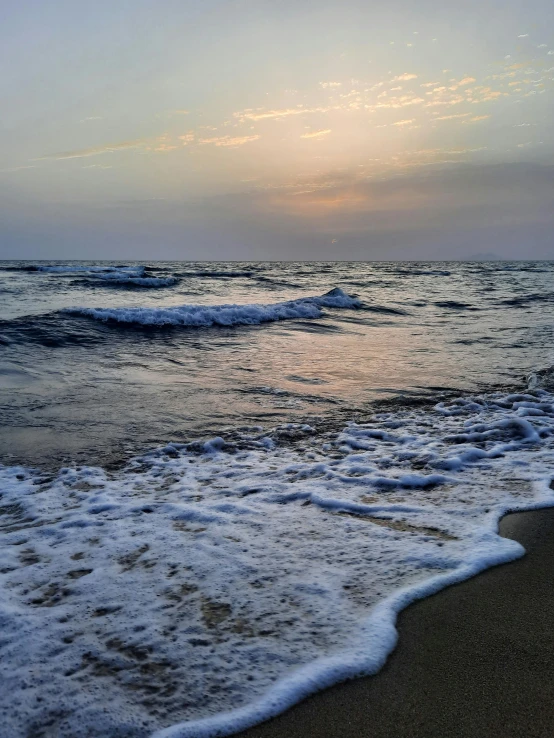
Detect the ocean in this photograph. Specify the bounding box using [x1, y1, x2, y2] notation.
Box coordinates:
[1, 260, 553, 737]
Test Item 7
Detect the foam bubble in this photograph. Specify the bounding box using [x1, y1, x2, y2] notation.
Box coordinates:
[37, 265, 146, 276]
[63, 288, 362, 327]
[81, 275, 179, 288]
[1, 387, 553, 736]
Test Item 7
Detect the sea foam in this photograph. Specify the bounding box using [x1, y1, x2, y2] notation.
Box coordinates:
[64, 288, 362, 327]
[1, 387, 553, 737]
[37, 265, 145, 276]
[78, 275, 179, 288]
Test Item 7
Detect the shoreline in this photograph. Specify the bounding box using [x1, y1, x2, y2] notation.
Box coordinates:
[232, 507, 554, 738]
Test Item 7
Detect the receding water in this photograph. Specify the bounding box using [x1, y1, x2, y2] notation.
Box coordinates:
[1, 260, 552, 468]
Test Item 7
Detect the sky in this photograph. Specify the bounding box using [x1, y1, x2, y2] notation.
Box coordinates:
[1, 0, 554, 260]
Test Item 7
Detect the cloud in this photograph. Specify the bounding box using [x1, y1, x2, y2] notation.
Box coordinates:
[479, 91, 505, 101]
[80, 116, 103, 122]
[300, 129, 331, 139]
[37, 140, 146, 160]
[199, 134, 261, 147]
[374, 94, 425, 110]
[518, 34, 529, 38]
[467, 115, 491, 122]
[424, 95, 465, 108]
[434, 113, 471, 121]
[0, 165, 36, 173]
[393, 73, 418, 82]
[458, 77, 476, 86]
[178, 132, 195, 144]
[234, 106, 331, 122]
[393, 119, 416, 127]
[174, 109, 189, 115]
[258, 162, 554, 232]
[319, 82, 342, 88]
[154, 143, 179, 152]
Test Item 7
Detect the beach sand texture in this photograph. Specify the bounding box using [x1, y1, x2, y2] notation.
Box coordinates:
[236, 508, 554, 738]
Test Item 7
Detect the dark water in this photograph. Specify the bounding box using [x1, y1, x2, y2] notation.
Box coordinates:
[1, 260, 552, 468]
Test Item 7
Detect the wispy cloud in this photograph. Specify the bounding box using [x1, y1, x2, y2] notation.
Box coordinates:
[393, 118, 416, 127]
[319, 82, 342, 88]
[0, 165, 36, 173]
[234, 106, 332, 122]
[300, 129, 331, 139]
[434, 113, 471, 121]
[467, 115, 490, 122]
[37, 140, 146, 160]
[199, 134, 261, 147]
[393, 73, 418, 82]
[80, 116, 103, 122]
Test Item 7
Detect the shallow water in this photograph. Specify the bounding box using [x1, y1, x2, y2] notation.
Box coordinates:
[1, 261, 554, 738]
[1, 260, 552, 468]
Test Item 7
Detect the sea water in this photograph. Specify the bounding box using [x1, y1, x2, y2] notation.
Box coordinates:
[1, 260, 553, 737]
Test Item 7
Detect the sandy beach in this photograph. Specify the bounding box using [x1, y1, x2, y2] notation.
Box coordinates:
[235, 508, 554, 738]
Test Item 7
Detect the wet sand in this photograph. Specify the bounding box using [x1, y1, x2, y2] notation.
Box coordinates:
[235, 508, 554, 738]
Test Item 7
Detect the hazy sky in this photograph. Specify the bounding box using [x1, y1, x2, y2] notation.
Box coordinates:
[1, 0, 554, 260]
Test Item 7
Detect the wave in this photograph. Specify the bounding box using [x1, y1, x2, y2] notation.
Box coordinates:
[500, 293, 554, 308]
[434, 300, 476, 310]
[64, 288, 362, 327]
[73, 276, 179, 289]
[396, 269, 451, 277]
[364, 303, 408, 315]
[40, 264, 146, 276]
[176, 269, 255, 279]
[1, 383, 553, 736]
[10, 264, 180, 289]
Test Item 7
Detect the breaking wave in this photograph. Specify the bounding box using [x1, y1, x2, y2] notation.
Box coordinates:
[73, 276, 179, 289]
[36, 265, 146, 276]
[64, 288, 363, 327]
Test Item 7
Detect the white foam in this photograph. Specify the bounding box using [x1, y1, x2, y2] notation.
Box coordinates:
[1, 388, 553, 737]
[37, 265, 145, 276]
[63, 288, 361, 327]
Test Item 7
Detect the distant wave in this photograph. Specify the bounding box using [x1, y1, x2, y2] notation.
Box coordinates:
[434, 300, 476, 310]
[64, 288, 362, 327]
[39, 265, 146, 276]
[500, 293, 554, 308]
[74, 276, 179, 289]
[176, 269, 255, 279]
[0, 263, 153, 277]
[10, 264, 179, 289]
[396, 269, 452, 277]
